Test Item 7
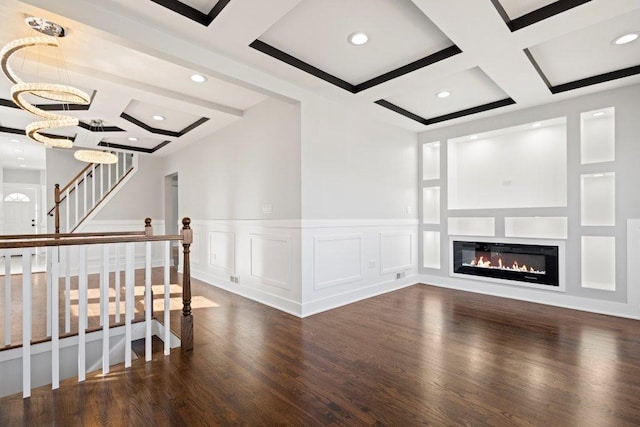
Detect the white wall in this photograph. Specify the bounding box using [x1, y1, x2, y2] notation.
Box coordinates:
[164, 97, 302, 221]
[418, 83, 640, 319]
[301, 95, 418, 219]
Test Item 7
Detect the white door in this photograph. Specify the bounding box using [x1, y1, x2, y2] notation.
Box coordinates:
[3, 186, 38, 235]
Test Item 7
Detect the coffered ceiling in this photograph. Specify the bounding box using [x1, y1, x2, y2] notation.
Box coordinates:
[1, 0, 639, 169]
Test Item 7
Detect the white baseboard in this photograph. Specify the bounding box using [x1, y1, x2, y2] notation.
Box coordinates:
[301, 274, 419, 317]
[420, 274, 640, 320]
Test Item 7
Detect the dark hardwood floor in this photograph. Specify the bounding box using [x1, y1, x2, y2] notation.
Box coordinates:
[1, 278, 640, 426]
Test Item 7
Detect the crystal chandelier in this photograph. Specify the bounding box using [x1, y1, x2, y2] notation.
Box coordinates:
[0, 18, 90, 148]
[74, 119, 118, 164]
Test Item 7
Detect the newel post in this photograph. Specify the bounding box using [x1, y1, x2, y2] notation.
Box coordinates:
[144, 217, 153, 236]
[54, 184, 61, 235]
[181, 217, 193, 351]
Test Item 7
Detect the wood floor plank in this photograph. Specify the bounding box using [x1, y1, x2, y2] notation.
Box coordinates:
[1, 279, 640, 426]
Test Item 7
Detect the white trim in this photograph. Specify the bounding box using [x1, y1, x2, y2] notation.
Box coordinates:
[249, 233, 292, 290]
[380, 231, 413, 274]
[420, 274, 640, 321]
[192, 218, 418, 229]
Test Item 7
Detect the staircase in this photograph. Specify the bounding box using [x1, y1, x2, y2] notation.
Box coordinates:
[48, 151, 137, 233]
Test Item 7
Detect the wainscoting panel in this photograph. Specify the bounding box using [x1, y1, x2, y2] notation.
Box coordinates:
[313, 234, 363, 290]
[249, 233, 291, 290]
[208, 231, 235, 274]
[380, 232, 413, 274]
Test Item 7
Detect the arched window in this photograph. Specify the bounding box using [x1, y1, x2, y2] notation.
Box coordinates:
[4, 192, 30, 202]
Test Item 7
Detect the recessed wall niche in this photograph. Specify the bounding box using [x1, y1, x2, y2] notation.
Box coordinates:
[422, 186, 440, 224]
[423, 231, 440, 269]
[581, 236, 615, 291]
[581, 173, 615, 226]
[447, 118, 567, 210]
[423, 141, 440, 180]
[581, 107, 615, 164]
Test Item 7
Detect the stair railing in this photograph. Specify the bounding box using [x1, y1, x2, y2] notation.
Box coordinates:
[0, 217, 193, 399]
[48, 151, 137, 234]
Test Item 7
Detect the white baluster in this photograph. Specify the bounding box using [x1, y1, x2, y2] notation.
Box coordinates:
[46, 247, 51, 337]
[4, 252, 11, 346]
[65, 189, 70, 233]
[115, 244, 121, 323]
[124, 242, 134, 368]
[78, 246, 87, 382]
[22, 248, 32, 398]
[51, 248, 60, 390]
[83, 171, 87, 217]
[102, 244, 110, 374]
[74, 181, 79, 228]
[91, 164, 96, 208]
[64, 246, 71, 334]
[99, 246, 105, 327]
[108, 161, 112, 192]
[100, 164, 104, 200]
[145, 242, 152, 361]
[163, 241, 170, 355]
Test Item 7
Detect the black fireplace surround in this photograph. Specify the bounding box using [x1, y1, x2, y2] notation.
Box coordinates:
[453, 241, 559, 287]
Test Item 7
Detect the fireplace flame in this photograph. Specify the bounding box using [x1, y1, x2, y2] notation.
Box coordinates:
[463, 256, 545, 274]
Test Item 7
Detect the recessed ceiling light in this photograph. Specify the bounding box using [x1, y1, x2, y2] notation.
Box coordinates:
[436, 91, 451, 98]
[348, 32, 368, 46]
[152, 115, 165, 121]
[612, 32, 638, 45]
[532, 122, 542, 128]
[128, 137, 139, 141]
[15, 149, 23, 153]
[19, 164, 26, 168]
[593, 111, 605, 117]
[17, 157, 25, 160]
[190, 74, 207, 83]
[10, 138, 19, 143]
[470, 135, 478, 140]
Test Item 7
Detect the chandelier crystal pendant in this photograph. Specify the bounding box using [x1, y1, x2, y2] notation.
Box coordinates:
[0, 18, 90, 148]
[74, 119, 118, 165]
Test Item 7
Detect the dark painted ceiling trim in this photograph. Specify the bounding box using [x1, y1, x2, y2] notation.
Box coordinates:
[250, 40, 355, 92]
[0, 90, 97, 111]
[524, 48, 640, 94]
[79, 121, 125, 132]
[250, 39, 462, 94]
[150, 0, 231, 26]
[120, 112, 209, 137]
[491, 0, 592, 32]
[98, 139, 171, 154]
[375, 98, 516, 126]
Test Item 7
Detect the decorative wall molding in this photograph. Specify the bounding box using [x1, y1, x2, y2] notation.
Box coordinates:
[249, 233, 292, 290]
[208, 230, 236, 275]
[313, 234, 363, 290]
[380, 231, 413, 274]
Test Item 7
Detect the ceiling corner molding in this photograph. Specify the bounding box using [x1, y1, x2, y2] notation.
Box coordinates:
[524, 48, 640, 94]
[149, 0, 231, 26]
[249, 40, 462, 94]
[375, 97, 516, 126]
[120, 112, 209, 137]
[0, 125, 77, 142]
[491, 0, 592, 32]
[98, 139, 171, 154]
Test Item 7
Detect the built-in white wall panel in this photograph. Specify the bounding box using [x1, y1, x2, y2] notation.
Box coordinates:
[422, 141, 440, 181]
[249, 234, 291, 289]
[448, 119, 567, 210]
[208, 231, 235, 274]
[581, 173, 615, 226]
[581, 107, 615, 164]
[380, 232, 412, 274]
[582, 236, 615, 291]
[448, 217, 495, 236]
[313, 234, 362, 289]
[423, 231, 440, 269]
[422, 186, 440, 224]
[505, 217, 568, 239]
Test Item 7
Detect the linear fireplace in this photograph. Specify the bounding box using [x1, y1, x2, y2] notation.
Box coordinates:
[452, 240, 560, 287]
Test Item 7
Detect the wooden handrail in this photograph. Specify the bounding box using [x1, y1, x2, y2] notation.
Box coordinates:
[0, 233, 183, 249]
[60, 162, 100, 195]
[0, 231, 145, 240]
